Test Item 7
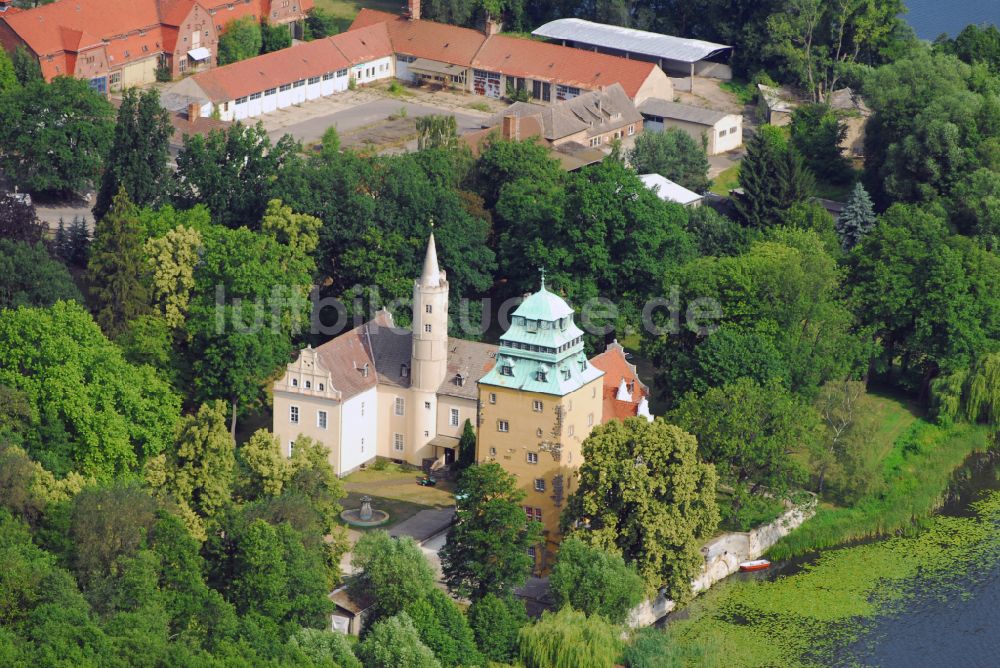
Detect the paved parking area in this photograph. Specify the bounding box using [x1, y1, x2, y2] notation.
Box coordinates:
[259, 85, 500, 146]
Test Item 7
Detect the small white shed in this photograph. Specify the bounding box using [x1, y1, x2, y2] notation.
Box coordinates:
[639, 173, 703, 207]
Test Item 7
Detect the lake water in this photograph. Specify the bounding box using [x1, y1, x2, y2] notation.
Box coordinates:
[904, 0, 999, 39]
[845, 452, 1000, 667]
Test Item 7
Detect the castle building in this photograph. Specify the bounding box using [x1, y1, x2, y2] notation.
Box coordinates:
[476, 280, 606, 570]
[272, 234, 496, 475]
[273, 234, 654, 570]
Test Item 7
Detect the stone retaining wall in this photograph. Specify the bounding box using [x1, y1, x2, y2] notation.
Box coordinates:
[627, 499, 816, 627]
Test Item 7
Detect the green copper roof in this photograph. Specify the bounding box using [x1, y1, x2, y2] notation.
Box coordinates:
[479, 349, 604, 396]
[480, 282, 603, 396]
[511, 285, 574, 321]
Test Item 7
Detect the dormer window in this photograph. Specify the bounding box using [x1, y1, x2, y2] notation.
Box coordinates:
[401, 364, 409, 378]
[562, 368, 571, 380]
[526, 319, 537, 332]
[455, 374, 465, 387]
[361, 363, 370, 378]
[536, 370, 547, 382]
[501, 365, 514, 376]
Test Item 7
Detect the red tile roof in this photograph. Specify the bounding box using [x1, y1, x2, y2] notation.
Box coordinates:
[349, 9, 659, 99]
[590, 341, 650, 424]
[189, 33, 352, 100]
[352, 8, 486, 66]
[473, 34, 657, 99]
[328, 21, 392, 65]
[3, 0, 161, 58]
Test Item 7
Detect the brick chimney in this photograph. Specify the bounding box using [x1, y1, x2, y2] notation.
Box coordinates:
[187, 102, 200, 122]
[407, 0, 420, 20]
[485, 14, 501, 35]
[501, 114, 520, 141]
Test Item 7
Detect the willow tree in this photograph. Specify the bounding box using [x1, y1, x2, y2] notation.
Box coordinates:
[966, 354, 1000, 425]
[561, 417, 718, 602]
[518, 606, 622, 668]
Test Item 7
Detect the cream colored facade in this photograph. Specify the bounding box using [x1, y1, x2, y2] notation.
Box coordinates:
[272, 234, 498, 476]
[477, 381, 602, 570]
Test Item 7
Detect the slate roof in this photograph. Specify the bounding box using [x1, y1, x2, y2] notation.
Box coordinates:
[365, 311, 412, 390]
[638, 98, 733, 126]
[312, 312, 383, 400]
[438, 338, 497, 400]
[488, 83, 640, 142]
[532, 18, 731, 64]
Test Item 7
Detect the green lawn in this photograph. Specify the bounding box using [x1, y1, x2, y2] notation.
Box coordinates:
[313, 0, 401, 23]
[769, 408, 991, 560]
[339, 463, 456, 531]
[710, 163, 740, 196]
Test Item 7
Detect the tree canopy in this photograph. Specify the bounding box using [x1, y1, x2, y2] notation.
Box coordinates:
[562, 418, 718, 602]
[441, 463, 541, 600]
[0, 76, 114, 195]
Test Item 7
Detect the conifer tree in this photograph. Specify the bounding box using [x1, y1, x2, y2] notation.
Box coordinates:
[94, 88, 173, 221]
[86, 187, 152, 338]
[735, 126, 813, 228]
[836, 181, 876, 249]
[455, 419, 477, 471]
[735, 127, 789, 228]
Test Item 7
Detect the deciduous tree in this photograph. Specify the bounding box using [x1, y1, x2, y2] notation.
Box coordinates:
[217, 17, 263, 65]
[0, 240, 82, 308]
[548, 537, 645, 624]
[174, 122, 299, 229]
[518, 606, 622, 668]
[0, 301, 180, 479]
[357, 613, 441, 668]
[467, 593, 528, 664]
[441, 463, 542, 600]
[350, 531, 437, 622]
[670, 378, 817, 505]
[0, 77, 114, 195]
[145, 225, 202, 329]
[561, 418, 718, 601]
[628, 127, 710, 193]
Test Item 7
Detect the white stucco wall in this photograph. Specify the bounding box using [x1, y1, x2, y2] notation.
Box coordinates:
[340, 387, 378, 475]
[626, 498, 817, 627]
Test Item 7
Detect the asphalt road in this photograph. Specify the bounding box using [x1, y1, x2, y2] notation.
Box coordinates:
[265, 98, 487, 145]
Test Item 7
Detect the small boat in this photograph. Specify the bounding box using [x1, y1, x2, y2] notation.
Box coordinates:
[739, 559, 771, 572]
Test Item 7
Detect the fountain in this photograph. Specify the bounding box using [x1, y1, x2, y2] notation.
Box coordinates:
[340, 495, 389, 527]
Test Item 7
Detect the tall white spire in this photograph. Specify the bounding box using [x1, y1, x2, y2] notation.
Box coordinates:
[420, 232, 441, 287]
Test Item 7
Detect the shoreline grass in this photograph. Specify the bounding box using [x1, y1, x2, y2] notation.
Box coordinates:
[768, 418, 991, 560]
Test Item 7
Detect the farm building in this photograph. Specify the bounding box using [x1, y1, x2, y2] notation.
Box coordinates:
[349, 5, 672, 105]
[638, 98, 742, 155]
[531, 17, 732, 92]
[163, 23, 393, 122]
[167, 2, 673, 123]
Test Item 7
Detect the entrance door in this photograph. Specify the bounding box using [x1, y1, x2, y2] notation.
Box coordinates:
[444, 448, 455, 465]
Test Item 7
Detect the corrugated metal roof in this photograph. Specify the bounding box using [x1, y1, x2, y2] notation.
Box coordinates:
[532, 18, 731, 64]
